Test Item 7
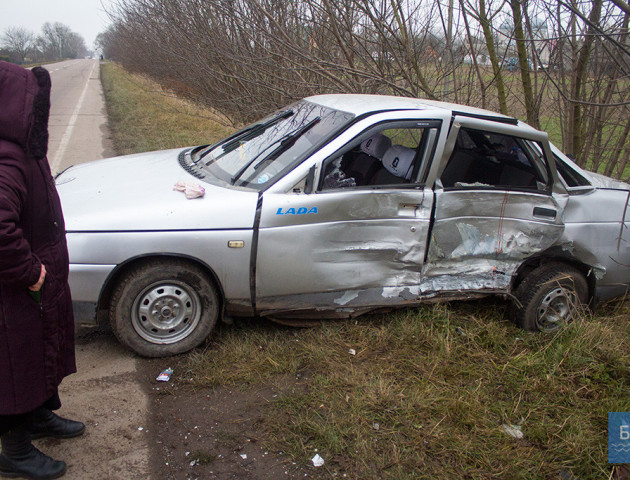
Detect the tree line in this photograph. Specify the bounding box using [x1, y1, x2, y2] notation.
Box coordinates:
[100, 0, 629, 179]
[1, 23, 88, 64]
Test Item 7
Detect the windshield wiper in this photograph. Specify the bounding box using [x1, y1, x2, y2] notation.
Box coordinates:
[203, 110, 294, 165]
[252, 117, 321, 171]
[231, 116, 321, 185]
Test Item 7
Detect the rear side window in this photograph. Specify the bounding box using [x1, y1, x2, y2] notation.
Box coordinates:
[440, 128, 550, 191]
[554, 155, 591, 187]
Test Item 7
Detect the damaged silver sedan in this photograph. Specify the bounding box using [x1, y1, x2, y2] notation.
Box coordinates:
[56, 95, 630, 357]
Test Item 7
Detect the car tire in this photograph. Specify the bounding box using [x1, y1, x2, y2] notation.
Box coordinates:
[511, 263, 588, 332]
[109, 259, 220, 357]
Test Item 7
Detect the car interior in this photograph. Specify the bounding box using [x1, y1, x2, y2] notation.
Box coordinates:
[321, 128, 427, 190]
[440, 128, 550, 191]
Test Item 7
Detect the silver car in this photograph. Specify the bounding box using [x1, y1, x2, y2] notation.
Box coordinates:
[56, 95, 630, 357]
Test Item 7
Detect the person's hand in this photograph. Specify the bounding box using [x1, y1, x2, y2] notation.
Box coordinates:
[29, 264, 46, 292]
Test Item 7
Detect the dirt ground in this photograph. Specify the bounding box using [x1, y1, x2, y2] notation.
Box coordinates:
[35, 328, 149, 479]
[44, 327, 326, 480]
[137, 356, 322, 480]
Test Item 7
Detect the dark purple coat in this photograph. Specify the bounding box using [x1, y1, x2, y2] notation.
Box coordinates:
[0, 61, 76, 415]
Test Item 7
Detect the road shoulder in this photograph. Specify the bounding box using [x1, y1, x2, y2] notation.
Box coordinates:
[37, 329, 150, 479]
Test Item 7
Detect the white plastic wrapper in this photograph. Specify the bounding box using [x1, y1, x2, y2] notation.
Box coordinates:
[173, 180, 205, 199]
[311, 454, 325, 467]
[501, 424, 524, 439]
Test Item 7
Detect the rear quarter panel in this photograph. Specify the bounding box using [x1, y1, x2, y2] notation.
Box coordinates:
[561, 188, 630, 294]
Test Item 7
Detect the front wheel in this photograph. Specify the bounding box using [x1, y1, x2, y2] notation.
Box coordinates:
[511, 263, 588, 332]
[110, 259, 220, 357]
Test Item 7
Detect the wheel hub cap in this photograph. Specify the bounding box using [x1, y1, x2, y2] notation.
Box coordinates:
[536, 287, 575, 332]
[131, 281, 202, 344]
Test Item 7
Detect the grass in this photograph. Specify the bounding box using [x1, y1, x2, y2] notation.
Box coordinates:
[183, 301, 629, 479]
[100, 62, 234, 155]
[100, 63, 630, 479]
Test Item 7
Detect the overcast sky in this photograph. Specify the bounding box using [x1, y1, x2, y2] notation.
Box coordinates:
[0, 0, 113, 49]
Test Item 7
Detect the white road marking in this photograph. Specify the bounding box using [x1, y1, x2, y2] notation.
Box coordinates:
[50, 61, 96, 173]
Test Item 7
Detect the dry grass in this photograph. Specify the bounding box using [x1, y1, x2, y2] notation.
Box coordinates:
[100, 62, 234, 155]
[183, 300, 629, 479]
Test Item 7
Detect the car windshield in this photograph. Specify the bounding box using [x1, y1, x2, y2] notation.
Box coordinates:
[197, 100, 354, 190]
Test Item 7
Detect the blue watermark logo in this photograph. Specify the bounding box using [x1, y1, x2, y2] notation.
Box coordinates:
[609, 412, 630, 463]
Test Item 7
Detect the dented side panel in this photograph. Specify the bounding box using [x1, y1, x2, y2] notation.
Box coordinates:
[423, 189, 565, 295]
[253, 109, 630, 317]
[562, 188, 630, 292]
[256, 189, 432, 309]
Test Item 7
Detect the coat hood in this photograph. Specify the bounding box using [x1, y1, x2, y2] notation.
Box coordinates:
[0, 61, 51, 160]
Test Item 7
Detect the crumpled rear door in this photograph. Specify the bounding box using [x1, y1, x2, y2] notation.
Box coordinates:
[422, 117, 567, 297]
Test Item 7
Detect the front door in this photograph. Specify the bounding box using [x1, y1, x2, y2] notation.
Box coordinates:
[255, 121, 441, 316]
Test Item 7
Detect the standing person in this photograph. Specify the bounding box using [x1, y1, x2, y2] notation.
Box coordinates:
[0, 61, 85, 479]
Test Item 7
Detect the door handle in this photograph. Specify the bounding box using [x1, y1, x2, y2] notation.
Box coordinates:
[399, 203, 423, 216]
[533, 207, 557, 219]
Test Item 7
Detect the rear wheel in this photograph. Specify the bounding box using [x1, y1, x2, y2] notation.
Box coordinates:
[110, 259, 219, 357]
[511, 263, 588, 332]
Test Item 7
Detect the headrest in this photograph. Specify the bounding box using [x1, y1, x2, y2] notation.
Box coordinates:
[382, 145, 415, 179]
[360, 133, 391, 160]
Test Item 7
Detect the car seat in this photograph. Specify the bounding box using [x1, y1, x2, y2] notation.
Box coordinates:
[370, 145, 415, 185]
[345, 133, 392, 186]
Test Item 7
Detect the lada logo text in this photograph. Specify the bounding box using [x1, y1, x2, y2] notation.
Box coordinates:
[276, 207, 318, 215]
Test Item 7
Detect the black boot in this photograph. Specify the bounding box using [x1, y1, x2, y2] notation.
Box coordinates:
[0, 425, 66, 479]
[27, 409, 85, 440]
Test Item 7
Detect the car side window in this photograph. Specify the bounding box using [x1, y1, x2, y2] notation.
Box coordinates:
[554, 154, 591, 188]
[440, 127, 550, 191]
[320, 125, 432, 190]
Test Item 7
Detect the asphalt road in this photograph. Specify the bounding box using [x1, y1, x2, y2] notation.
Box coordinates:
[35, 59, 151, 479]
[47, 59, 113, 175]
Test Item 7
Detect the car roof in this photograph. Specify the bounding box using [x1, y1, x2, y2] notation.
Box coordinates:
[305, 94, 514, 121]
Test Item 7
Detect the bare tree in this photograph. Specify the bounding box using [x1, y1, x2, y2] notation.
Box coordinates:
[38, 22, 87, 60]
[100, 0, 630, 179]
[1, 27, 36, 64]
[566, 0, 604, 158]
[510, 0, 539, 128]
[460, 0, 509, 114]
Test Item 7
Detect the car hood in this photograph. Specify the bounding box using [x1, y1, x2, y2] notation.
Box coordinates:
[56, 148, 259, 231]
